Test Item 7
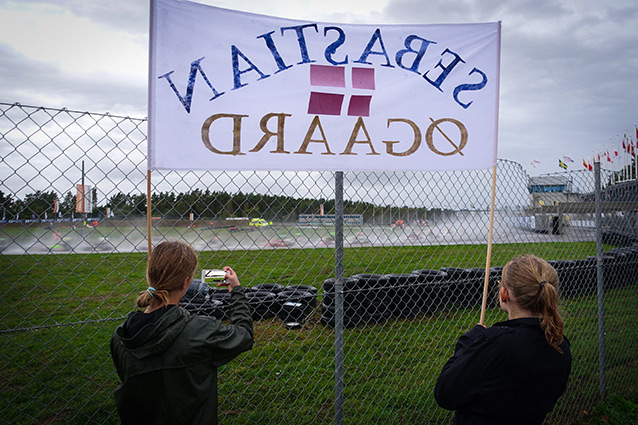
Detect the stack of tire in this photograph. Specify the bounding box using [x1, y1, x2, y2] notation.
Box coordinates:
[441, 267, 484, 309]
[614, 246, 638, 285]
[354, 274, 392, 324]
[546, 260, 577, 298]
[180, 279, 226, 319]
[187, 282, 318, 325]
[243, 283, 283, 321]
[387, 270, 451, 317]
[276, 285, 317, 324]
[384, 273, 420, 318]
[245, 291, 278, 320]
[208, 287, 232, 319]
[411, 269, 451, 313]
[585, 257, 600, 295]
[321, 270, 452, 328]
[321, 277, 370, 328]
[609, 251, 629, 289]
[486, 267, 502, 308]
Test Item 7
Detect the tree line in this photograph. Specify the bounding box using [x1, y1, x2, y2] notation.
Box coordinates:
[1, 189, 452, 223]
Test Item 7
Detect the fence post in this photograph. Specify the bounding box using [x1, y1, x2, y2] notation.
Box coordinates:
[594, 161, 607, 400]
[334, 171, 345, 425]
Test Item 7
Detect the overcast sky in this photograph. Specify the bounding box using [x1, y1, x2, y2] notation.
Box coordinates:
[0, 0, 637, 177]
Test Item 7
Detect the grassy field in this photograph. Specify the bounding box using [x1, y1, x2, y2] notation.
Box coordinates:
[578, 395, 638, 425]
[1, 241, 636, 424]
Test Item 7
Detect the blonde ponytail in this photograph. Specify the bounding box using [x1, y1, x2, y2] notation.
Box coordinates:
[537, 282, 564, 353]
[502, 255, 565, 353]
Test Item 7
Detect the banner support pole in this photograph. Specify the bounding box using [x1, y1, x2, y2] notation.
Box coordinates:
[479, 164, 498, 326]
[147, 169, 152, 255]
[334, 171, 345, 425]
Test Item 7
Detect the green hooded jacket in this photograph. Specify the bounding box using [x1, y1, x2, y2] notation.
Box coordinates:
[110, 286, 253, 425]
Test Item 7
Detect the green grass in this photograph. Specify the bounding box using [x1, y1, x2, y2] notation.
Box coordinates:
[1, 241, 637, 424]
[0, 241, 597, 329]
[577, 395, 638, 425]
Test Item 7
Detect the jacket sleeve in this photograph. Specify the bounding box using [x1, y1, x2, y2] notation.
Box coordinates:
[110, 330, 124, 380]
[203, 286, 254, 367]
[434, 325, 491, 410]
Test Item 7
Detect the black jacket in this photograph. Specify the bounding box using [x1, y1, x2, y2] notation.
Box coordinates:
[110, 286, 253, 425]
[435, 318, 571, 425]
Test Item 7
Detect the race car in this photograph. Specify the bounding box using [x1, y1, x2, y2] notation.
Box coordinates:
[249, 218, 272, 227]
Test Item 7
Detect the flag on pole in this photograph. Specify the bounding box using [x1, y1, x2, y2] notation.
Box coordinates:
[582, 158, 588, 169]
[558, 159, 568, 169]
[562, 156, 574, 163]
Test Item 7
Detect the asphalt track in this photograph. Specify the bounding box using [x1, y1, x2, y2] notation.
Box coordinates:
[0, 211, 595, 255]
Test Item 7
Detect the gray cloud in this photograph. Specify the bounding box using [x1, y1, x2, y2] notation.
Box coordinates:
[380, 0, 638, 171]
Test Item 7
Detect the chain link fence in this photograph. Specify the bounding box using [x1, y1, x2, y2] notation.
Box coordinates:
[1, 102, 637, 424]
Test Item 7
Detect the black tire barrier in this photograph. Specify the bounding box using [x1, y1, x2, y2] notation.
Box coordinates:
[285, 284, 318, 294]
[464, 268, 487, 309]
[184, 279, 208, 301]
[316, 248, 638, 330]
[352, 274, 388, 309]
[574, 257, 598, 296]
[278, 301, 312, 323]
[321, 275, 391, 326]
[180, 298, 225, 320]
[410, 270, 450, 315]
[383, 273, 420, 318]
[602, 231, 638, 247]
[441, 268, 483, 309]
[245, 291, 278, 320]
[251, 283, 284, 294]
[322, 278, 361, 306]
[353, 274, 391, 324]
[210, 287, 231, 303]
[613, 247, 638, 282]
[486, 267, 501, 308]
[548, 260, 577, 298]
[209, 288, 231, 320]
[276, 289, 317, 315]
[602, 253, 622, 290]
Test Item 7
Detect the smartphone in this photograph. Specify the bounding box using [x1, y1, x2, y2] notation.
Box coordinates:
[201, 269, 228, 286]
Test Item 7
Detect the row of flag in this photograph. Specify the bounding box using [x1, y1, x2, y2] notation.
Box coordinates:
[530, 156, 572, 168]
[531, 126, 638, 171]
[583, 126, 638, 171]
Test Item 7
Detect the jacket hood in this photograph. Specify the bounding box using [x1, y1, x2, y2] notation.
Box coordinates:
[116, 307, 189, 359]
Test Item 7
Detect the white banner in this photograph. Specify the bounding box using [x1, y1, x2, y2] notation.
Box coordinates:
[149, 0, 500, 171]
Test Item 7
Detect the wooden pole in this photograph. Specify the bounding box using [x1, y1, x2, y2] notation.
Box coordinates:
[147, 169, 152, 255]
[479, 164, 498, 326]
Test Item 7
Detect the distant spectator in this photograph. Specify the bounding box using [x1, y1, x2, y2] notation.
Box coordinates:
[435, 254, 572, 425]
[110, 240, 253, 425]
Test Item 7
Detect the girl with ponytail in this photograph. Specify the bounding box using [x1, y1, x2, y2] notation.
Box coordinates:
[135, 240, 199, 311]
[111, 241, 253, 425]
[435, 255, 572, 425]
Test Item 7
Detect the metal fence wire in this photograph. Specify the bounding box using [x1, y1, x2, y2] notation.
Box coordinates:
[1, 102, 637, 424]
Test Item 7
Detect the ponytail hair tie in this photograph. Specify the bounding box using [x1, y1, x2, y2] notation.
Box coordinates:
[537, 281, 548, 295]
[147, 287, 156, 298]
